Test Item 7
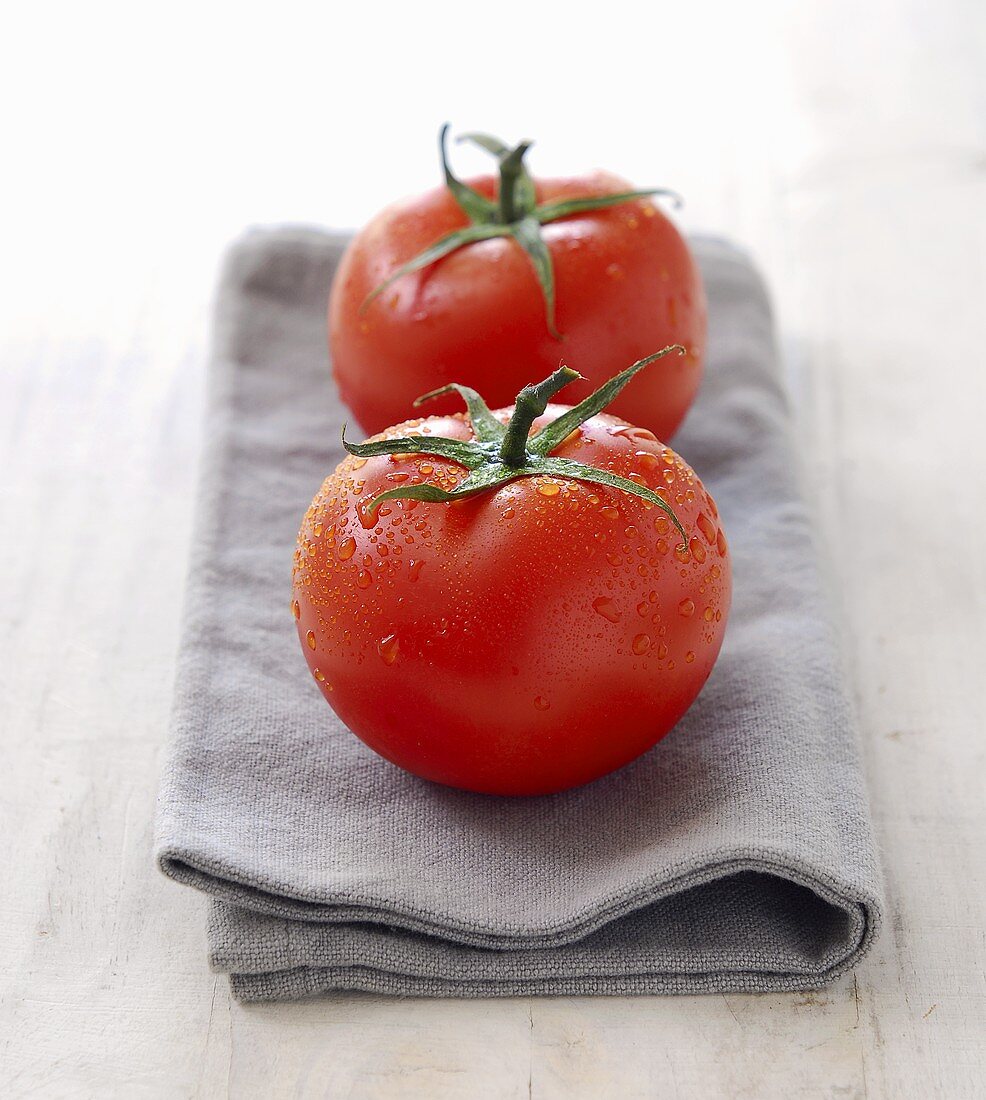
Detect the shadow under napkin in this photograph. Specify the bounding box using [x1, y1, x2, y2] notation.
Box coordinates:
[155, 227, 883, 1000]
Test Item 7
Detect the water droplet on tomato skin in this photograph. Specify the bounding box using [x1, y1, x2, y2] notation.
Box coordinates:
[291, 599, 300, 620]
[592, 596, 621, 623]
[689, 537, 706, 563]
[657, 642, 669, 659]
[338, 536, 356, 560]
[704, 606, 714, 622]
[685, 651, 696, 663]
[697, 513, 717, 544]
[678, 598, 696, 618]
[357, 570, 372, 589]
[601, 506, 620, 521]
[635, 450, 659, 471]
[536, 482, 561, 497]
[534, 696, 550, 711]
[408, 559, 424, 582]
[632, 633, 651, 655]
[377, 634, 400, 666]
[716, 528, 729, 556]
[313, 668, 325, 682]
[306, 630, 316, 650]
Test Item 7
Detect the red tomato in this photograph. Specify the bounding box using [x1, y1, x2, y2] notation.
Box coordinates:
[292, 358, 729, 796]
[329, 130, 706, 442]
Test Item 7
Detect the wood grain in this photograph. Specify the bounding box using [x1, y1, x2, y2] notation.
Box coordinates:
[1, 2, 984, 1095]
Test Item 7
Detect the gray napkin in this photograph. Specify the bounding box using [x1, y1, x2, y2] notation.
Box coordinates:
[155, 227, 883, 1001]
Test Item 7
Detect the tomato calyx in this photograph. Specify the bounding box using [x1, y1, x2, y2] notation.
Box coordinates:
[341, 346, 689, 545]
[361, 124, 683, 339]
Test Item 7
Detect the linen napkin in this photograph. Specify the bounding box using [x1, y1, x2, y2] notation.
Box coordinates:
[155, 227, 883, 1000]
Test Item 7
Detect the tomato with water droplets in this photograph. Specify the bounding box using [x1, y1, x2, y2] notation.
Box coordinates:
[293, 365, 731, 796]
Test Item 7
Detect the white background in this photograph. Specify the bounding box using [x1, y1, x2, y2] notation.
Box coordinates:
[2, 1, 985, 1096]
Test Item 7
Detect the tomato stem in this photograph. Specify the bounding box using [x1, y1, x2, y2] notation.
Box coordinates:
[499, 366, 581, 468]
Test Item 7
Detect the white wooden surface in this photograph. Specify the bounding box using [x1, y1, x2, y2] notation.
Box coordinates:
[2, 2, 985, 1096]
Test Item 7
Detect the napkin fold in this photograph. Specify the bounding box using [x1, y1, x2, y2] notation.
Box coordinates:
[156, 227, 883, 1000]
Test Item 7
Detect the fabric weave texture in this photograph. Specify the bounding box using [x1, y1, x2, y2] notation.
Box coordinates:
[155, 227, 883, 1001]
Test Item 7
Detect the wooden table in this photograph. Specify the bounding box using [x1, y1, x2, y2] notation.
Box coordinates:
[2, 3, 984, 1095]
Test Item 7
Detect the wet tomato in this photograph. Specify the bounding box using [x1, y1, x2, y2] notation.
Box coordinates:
[293, 351, 730, 796]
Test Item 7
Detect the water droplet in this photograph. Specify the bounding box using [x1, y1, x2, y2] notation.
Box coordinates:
[537, 481, 561, 497]
[338, 537, 356, 560]
[657, 642, 669, 659]
[704, 606, 714, 622]
[635, 450, 658, 471]
[357, 570, 372, 589]
[716, 528, 728, 556]
[663, 469, 675, 485]
[313, 668, 325, 682]
[291, 599, 300, 620]
[388, 472, 409, 483]
[689, 537, 707, 563]
[678, 598, 695, 617]
[685, 651, 696, 663]
[636, 601, 649, 617]
[419, 463, 434, 476]
[675, 544, 690, 563]
[351, 457, 367, 470]
[632, 633, 651, 655]
[716, 610, 722, 622]
[697, 513, 717, 544]
[592, 596, 621, 623]
[377, 634, 399, 665]
[605, 262, 625, 280]
[313, 522, 323, 537]
[534, 695, 550, 710]
[306, 630, 316, 650]
[408, 559, 424, 582]
[503, 507, 515, 520]
[601, 506, 619, 521]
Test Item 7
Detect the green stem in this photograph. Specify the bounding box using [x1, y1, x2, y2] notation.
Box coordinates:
[498, 366, 580, 467]
[497, 141, 532, 223]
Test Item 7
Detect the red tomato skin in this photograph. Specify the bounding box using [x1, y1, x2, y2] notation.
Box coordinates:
[329, 173, 706, 441]
[292, 408, 731, 797]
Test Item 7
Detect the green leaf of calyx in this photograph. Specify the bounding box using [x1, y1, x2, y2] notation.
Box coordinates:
[511, 215, 561, 341]
[414, 382, 506, 444]
[360, 223, 509, 312]
[363, 462, 517, 518]
[439, 123, 499, 225]
[528, 347, 685, 456]
[341, 425, 487, 469]
[535, 188, 682, 224]
[537, 456, 687, 546]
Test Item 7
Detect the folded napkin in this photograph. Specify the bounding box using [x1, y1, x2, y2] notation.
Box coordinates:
[155, 227, 883, 1000]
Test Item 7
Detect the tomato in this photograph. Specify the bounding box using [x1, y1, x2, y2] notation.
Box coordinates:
[292, 352, 730, 796]
[329, 127, 706, 442]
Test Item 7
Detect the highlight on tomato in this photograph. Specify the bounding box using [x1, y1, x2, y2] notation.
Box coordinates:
[292, 347, 731, 797]
[329, 126, 706, 442]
